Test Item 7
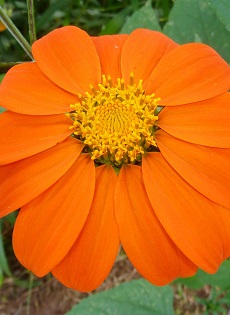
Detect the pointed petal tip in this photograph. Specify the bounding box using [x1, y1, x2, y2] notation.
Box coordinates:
[143, 153, 230, 272]
[12, 154, 95, 276]
[52, 165, 119, 292]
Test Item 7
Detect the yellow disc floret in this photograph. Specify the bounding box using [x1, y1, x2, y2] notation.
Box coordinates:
[68, 73, 160, 166]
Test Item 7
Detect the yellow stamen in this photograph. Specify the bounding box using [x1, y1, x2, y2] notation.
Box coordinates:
[68, 74, 160, 166]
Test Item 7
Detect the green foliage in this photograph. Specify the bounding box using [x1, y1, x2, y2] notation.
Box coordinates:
[0, 74, 5, 82]
[208, 0, 230, 31]
[0, 213, 17, 286]
[175, 260, 230, 314]
[0, 218, 12, 286]
[163, 0, 230, 63]
[66, 279, 174, 315]
[197, 287, 230, 315]
[100, 7, 132, 35]
[120, 1, 160, 33]
[70, 262, 230, 315]
[175, 260, 230, 290]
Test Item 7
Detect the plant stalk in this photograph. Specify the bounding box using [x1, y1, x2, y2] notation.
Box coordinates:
[26, 0, 37, 44]
[0, 5, 33, 59]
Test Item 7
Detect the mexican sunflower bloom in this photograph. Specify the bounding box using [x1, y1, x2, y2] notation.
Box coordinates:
[0, 26, 230, 292]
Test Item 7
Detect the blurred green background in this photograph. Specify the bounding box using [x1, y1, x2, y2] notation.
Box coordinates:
[0, 0, 173, 63]
[1, 0, 230, 65]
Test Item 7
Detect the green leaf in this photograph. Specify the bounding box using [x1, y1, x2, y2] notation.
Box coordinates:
[0, 74, 5, 82]
[120, 1, 161, 34]
[100, 7, 131, 35]
[66, 279, 174, 315]
[36, 0, 72, 31]
[175, 260, 230, 290]
[208, 0, 230, 32]
[4, 212, 17, 225]
[0, 219, 11, 282]
[163, 0, 230, 63]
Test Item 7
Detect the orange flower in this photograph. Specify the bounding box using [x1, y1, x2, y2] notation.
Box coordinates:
[0, 26, 230, 292]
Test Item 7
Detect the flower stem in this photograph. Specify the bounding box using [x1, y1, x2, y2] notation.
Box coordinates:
[27, 0, 37, 44]
[0, 5, 33, 60]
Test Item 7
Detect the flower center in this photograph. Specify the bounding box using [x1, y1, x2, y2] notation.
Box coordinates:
[68, 73, 160, 167]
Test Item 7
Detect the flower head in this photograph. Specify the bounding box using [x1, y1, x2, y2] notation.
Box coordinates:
[0, 26, 230, 292]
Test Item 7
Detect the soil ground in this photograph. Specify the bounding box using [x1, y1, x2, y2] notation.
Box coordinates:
[0, 221, 213, 315]
[0, 253, 208, 315]
[0, 254, 139, 315]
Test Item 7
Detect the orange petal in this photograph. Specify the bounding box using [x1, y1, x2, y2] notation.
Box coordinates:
[52, 165, 119, 292]
[156, 130, 230, 209]
[216, 208, 230, 259]
[0, 62, 78, 115]
[143, 153, 230, 273]
[121, 29, 178, 85]
[145, 43, 230, 104]
[91, 34, 128, 81]
[32, 26, 101, 95]
[13, 154, 95, 276]
[0, 137, 84, 217]
[157, 93, 230, 148]
[0, 111, 72, 164]
[115, 165, 197, 286]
